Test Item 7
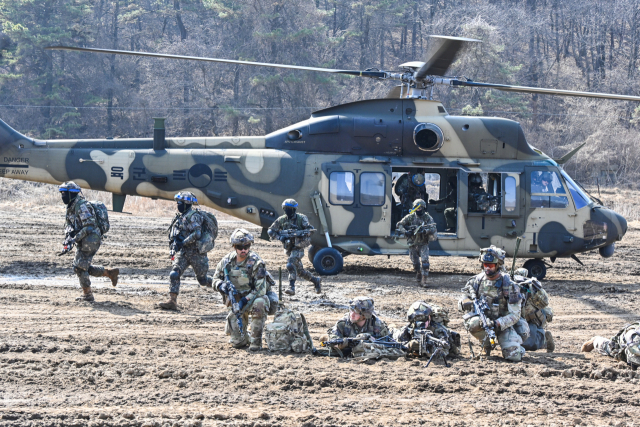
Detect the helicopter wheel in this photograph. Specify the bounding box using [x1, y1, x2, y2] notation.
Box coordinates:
[313, 247, 344, 276]
[523, 259, 547, 281]
[308, 245, 319, 264]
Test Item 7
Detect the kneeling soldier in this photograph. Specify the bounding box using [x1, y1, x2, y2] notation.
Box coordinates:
[394, 301, 460, 358]
[159, 191, 215, 310]
[213, 229, 269, 351]
[460, 246, 526, 362]
[268, 198, 321, 295]
[58, 181, 119, 302]
[512, 268, 555, 352]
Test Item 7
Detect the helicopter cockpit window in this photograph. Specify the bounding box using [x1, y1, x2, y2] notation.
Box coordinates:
[530, 170, 569, 209]
[329, 171, 354, 205]
[360, 172, 385, 206]
[561, 170, 591, 210]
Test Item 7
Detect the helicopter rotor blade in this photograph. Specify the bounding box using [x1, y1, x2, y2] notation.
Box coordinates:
[45, 46, 387, 78]
[444, 79, 640, 101]
[415, 36, 481, 79]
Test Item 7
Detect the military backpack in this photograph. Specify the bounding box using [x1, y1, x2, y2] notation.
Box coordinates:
[264, 308, 312, 353]
[88, 201, 110, 235]
[196, 210, 218, 254]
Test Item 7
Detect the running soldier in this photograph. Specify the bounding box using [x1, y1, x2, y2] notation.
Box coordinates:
[58, 181, 119, 302]
[460, 246, 526, 362]
[268, 199, 321, 295]
[512, 268, 555, 352]
[159, 191, 216, 310]
[213, 229, 270, 351]
[582, 322, 640, 370]
[396, 199, 437, 287]
[394, 301, 461, 358]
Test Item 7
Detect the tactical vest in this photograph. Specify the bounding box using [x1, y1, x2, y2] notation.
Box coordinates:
[224, 254, 258, 294]
[472, 273, 515, 321]
[277, 213, 304, 230]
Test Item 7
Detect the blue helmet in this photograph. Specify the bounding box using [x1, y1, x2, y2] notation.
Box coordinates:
[174, 191, 198, 204]
[58, 181, 81, 193]
[411, 173, 425, 187]
[282, 198, 298, 208]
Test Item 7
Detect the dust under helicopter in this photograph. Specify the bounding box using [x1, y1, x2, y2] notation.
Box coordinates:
[0, 36, 636, 279]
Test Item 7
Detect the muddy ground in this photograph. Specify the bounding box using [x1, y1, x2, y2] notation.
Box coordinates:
[0, 204, 639, 427]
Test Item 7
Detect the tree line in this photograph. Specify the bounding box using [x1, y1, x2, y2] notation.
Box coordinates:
[1, 0, 640, 186]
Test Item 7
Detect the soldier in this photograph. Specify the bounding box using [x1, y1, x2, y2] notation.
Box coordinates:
[468, 173, 491, 212]
[393, 301, 461, 358]
[213, 229, 270, 350]
[267, 199, 321, 296]
[394, 172, 427, 217]
[581, 322, 640, 370]
[460, 246, 526, 362]
[396, 199, 437, 287]
[430, 176, 457, 232]
[58, 181, 119, 302]
[159, 191, 214, 310]
[327, 296, 390, 350]
[512, 268, 555, 352]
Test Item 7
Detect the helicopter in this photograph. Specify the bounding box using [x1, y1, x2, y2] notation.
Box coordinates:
[0, 36, 635, 280]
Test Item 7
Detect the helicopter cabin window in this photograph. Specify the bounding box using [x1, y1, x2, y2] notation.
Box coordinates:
[504, 176, 516, 212]
[530, 170, 569, 209]
[360, 172, 385, 206]
[329, 171, 354, 205]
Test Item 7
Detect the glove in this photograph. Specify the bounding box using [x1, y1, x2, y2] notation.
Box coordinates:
[65, 238, 76, 246]
[238, 297, 248, 311]
[278, 235, 287, 242]
[218, 281, 230, 294]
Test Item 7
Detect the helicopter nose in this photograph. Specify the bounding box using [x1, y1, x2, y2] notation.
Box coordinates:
[596, 209, 627, 258]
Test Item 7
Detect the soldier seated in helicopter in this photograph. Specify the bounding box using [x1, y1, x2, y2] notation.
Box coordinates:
[429, 175, 457, 232]
[468, 173, 501, 213]
[393, 171, 428, 218]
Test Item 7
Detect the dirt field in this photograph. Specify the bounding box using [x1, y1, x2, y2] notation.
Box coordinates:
[0, 201, 639, 427]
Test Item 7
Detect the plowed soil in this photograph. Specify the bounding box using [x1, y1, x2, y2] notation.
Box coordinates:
[0, 204, 638, 427]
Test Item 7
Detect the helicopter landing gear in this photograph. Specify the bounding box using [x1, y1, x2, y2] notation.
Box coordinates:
[523, 259, 547, 281]
[308, 245, 319, 264]
[313, 247, 344, 276]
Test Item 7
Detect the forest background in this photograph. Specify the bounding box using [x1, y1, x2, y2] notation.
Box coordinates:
[1, 0, 640, 189]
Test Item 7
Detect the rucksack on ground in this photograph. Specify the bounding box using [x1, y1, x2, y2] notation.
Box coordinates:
[89, 201, 110, 235]
[264, 308, 311, 353]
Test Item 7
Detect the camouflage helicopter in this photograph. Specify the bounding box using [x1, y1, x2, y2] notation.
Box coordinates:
[0, 36, 635, 279]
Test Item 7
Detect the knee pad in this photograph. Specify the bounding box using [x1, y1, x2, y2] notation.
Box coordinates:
[502, 345, 525, 362]
[197, 276, 212, 287]
[286, 262, 295, 271]
[421, 262, 430, 270]
[169, 270, 181, 281]
[73, 266, 86, 276]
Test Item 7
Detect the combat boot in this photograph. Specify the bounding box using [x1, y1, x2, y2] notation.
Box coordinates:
[285, 280, 296, 296]
[232, 337, 249, 349]
[158, 292, 178, 310]
[103, 268, 119, 287]
[76, 286, 94, 303]
[420, 271, 429, 288]
[415, 271, 422, 282]
[545, 331, 555, 353]
[581, 338, 594, 352]
[249, 337, 263, 351]
[312, 276, 322, 294]
[483, 346, 492, 357]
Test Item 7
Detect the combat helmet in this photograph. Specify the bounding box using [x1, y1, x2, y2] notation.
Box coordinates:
[58, 181, 82, 193]
[540, 172, 552, 183]
[479, 245, 506, 265]
[282, 199, 298, 208]
[230, 228, 254, 246]
[349, 296, 375, 319]
[515, 268, 529, 278]
[412, 199, 427, 211]
[411, 173, 425, 187]
[174, 191, 198, 204]
[407, 301, 432, 323]
[469, 173, 483, 186]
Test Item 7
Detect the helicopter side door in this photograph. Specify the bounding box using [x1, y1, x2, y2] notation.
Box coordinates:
[321, 162, 392, 237]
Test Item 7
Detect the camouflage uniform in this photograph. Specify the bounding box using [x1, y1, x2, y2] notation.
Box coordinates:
[65, 196, 106, 288]
[584, 322, 640, 369]
[462, 271, 526, 362]
[329, 313, 390, 340]
[396, 210, 437, 280]
[393, 302, 461, 358]
[213, 251, 269, 348]
[268, 212, 315, 282]
[512, 269, 554, 352]
[394, 173, 427, 217]
[168, 209, 212, 294]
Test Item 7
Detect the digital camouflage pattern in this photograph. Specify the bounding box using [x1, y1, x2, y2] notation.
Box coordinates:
[268, 212, 315, 282]
[328, 314, 390, 341]
[394, 173, 427, 217]
[65, 195, 105, 288]
[213, 251, 268, 347]
[394, 301, 460, 357]
[462, 271, 525, 361]
[264, 308, 310, 353]
[349, 296, 376, 319]
[396, 211, 437, 277]
[0, 95, 628, 271]
[512, 270, 553, 351]
[592, 322, 640, 369]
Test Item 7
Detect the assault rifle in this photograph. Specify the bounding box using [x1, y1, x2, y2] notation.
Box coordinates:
[277, 228, 315, 247]
[473, 296, 497, 350]
[168, 214, 184, 260]
[320, 334, 407, 351]
[474, 193, 500, 212]
[57, 226, 76, 256]
[413, 329, 450, 368]
[400, 223, 437, 238]
[222, 266, 245, 338]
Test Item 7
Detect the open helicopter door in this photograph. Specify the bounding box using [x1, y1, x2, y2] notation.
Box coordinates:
[320, 161, 392, 239]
